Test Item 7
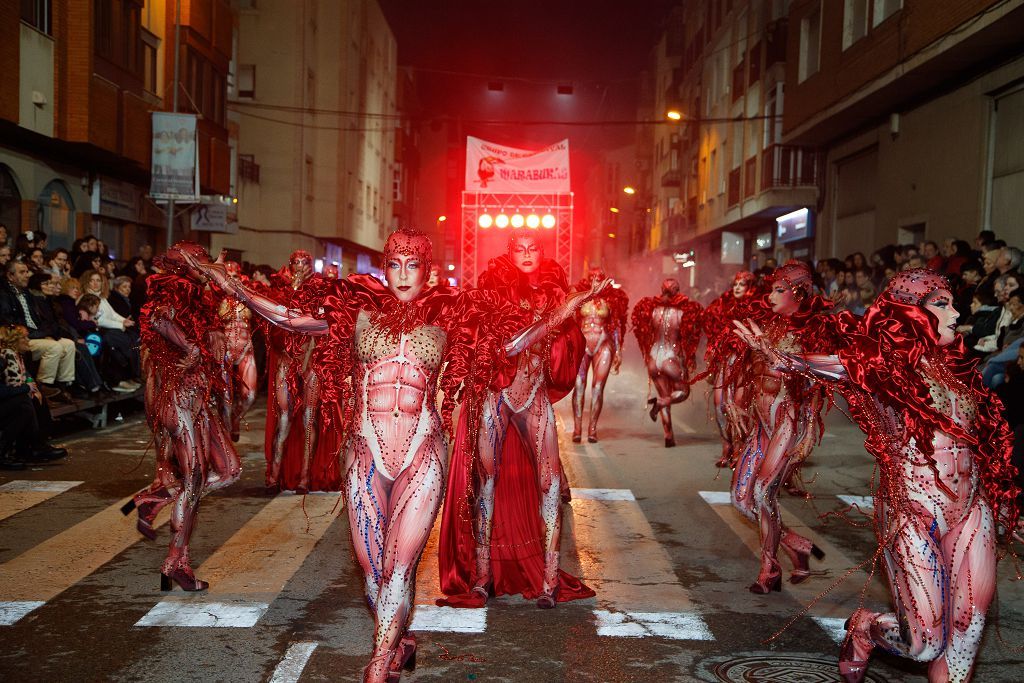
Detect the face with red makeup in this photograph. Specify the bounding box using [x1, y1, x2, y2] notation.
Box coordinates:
[509, 234, 542, 275]
[767, 262, 812, 316]
[732, 271, 754, 299]
[288, 250, 313, 286]
[383, 228, 432, 303]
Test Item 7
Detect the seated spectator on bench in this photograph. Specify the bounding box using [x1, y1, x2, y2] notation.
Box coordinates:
[0, 261, 75, 403]
[0, 324, 68, 469]
[109, 276, 134, 320]
[80, 269, 141, 391]
[29, 272, 103, 397]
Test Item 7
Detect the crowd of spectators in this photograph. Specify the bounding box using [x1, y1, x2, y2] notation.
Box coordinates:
[0, 223, 151, 469]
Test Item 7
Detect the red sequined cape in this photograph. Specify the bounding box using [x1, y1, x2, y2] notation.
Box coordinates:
[630, 293, 704, 371]
[438, 256, 596, 605]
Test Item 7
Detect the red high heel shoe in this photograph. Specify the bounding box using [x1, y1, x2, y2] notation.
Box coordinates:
[536, 586, 559, 609]
[781, 531, 825, 584]
[748, 558, 782, 594]
[387, 634, 416, 681]
[838, 610, 876, 682]
[161, 565, 209, 592]
[121, 491, 169, 541]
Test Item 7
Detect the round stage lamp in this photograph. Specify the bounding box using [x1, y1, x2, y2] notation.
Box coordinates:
[478, 213, 493, 229]
[495, 213, 510, 229]
[541, 214, 556, 229]
[526, 214, 540, 229]
[510, 213, 525, 228]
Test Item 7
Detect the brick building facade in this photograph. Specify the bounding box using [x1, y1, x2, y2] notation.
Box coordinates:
[0, 0, 234, 258]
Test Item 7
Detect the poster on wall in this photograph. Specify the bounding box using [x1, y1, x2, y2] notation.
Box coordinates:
[150, 112, 200, 201]
[190, 202, 238, 234]
[465, 136, 570, 193]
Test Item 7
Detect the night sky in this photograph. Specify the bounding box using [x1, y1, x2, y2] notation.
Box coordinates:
[378, 0, 676, 149]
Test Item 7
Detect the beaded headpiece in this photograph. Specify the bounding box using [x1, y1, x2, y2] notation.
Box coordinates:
[661, 278, 680, 296]
[153, 241, 210, 275]
[289, 250, 313, 266]
[734, 270, 755, 287]
[383, 228, 432, 270]
[770, 260, 813, 297]
[885, 268, 949, 305]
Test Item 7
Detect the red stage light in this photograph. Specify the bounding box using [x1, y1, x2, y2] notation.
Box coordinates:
[478, 213, 493, 229]
[526, 214, 540, 229]
[511, 214, 525, 228]
[541, 214, 556, 229]
[495, 214, 510, 229]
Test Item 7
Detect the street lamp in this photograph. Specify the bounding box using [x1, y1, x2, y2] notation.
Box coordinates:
[666, 108, 683, 121]
[623, 186, 636, 195]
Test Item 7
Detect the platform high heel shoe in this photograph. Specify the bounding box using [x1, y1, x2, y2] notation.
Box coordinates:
[780, 530, 825, 584]
[748, 557, 782, 594]
[536, 552, 560, 609]
[838, 609, 877, 682]
[160, 560, 209, 592]
[121, 489, 171, 541]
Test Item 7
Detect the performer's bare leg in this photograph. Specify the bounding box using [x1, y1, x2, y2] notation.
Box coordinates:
[572, 354, 592, 442]
[587, 341, 613, 442]
[269, 360, 294, 487]
[297, 371, 320, 493]
[510, 393, 562, 601]
[473, 390, 512, 591]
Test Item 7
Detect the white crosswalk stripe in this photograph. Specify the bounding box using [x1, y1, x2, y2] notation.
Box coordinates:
[268, 642, 319, 683]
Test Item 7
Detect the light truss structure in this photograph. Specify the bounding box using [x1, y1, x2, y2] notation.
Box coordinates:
[460, 191, 574, 287]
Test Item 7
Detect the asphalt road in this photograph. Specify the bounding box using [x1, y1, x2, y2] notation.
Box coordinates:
[1, 365, 1023, 682]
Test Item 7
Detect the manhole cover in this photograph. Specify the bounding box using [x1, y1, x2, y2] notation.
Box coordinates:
[711, 654, 889, 682]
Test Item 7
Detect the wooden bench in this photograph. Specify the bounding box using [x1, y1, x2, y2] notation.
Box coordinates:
[50, 389, 145, 429]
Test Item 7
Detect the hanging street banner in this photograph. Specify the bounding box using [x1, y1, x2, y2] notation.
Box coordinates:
[150, 112, 200, 201]
[465, 136, 570, 193]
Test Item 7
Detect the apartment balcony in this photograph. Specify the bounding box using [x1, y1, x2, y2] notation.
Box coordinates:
[661, 169, 682, 188]
[239, 155, 261, 184]
[761, 144, 821, 191]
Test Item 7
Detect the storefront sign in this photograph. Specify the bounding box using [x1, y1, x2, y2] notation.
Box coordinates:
[776, 208, 812, 244]
[91, 176, 138, 222]
[465, 136, 570, 193]
[150, 112, 200, 201]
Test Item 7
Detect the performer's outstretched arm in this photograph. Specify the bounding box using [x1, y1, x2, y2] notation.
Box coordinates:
[179, 253, 328, 336]
[504, 278, 611, 357]
[733, 319, 847, 381]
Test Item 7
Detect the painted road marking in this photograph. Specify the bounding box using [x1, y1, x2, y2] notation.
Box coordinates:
[410, 605, 487, 633]
[0, 480, 83, 523]
[837, 494, 874, 511]
[410, 503, 492, 634]
[0, 496, 171, 625]
[269, 642, 319, 683]
[811, 616, 848, 644]
[698, 490, 888, 614]
[0, 601, 46, 626]
[571, 488, 635, 501]
[569, 480, 713, 639]
[593, 610, 714, 640]
[136, 492, 340, 628]
[135, 600, 269, 627]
